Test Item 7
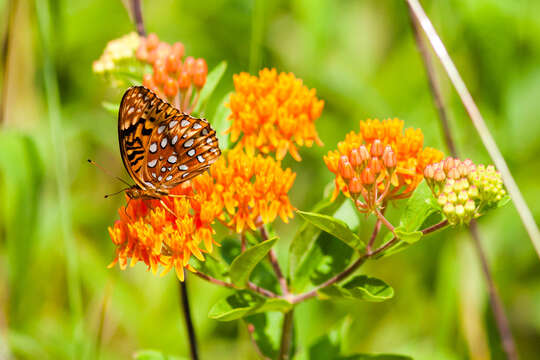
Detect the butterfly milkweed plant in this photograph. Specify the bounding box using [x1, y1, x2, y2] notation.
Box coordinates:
[94, 31, 509, 360]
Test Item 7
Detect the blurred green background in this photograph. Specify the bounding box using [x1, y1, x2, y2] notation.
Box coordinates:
[1, 0, 540, 359]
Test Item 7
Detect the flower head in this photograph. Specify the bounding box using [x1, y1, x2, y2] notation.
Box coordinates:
[93, 32, 143, 86]
[424, 157, 506, 225]
[227, 68, 324, 161]
[324, 118, 443, 211]
[108, 183, 220, 281]
[195, 148, 296, 233]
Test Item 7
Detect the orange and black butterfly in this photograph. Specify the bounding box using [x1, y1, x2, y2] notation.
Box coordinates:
[117, 86, 221, 200]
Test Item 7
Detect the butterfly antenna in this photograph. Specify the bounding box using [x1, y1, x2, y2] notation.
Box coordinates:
[104, 188, 130, 199]
[88, 159, 131, 187]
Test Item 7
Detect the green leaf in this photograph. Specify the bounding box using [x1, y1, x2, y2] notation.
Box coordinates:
[230, 237, 277, 288]
[398, 181, 438, 232]
[212, 92, 232, 150]
[394, 228, 423, 244]
[297, 210, 365, 252]
[318, 275, 394, 302]
[189, 252, 229, 281]
[208, 291, 292, 321]
[133, 350, 187, 360]
[193, 61, 227, 114]
[289, 192, 346, 291]
[309, 317, 352, 360]
[245, 312, 283, 359]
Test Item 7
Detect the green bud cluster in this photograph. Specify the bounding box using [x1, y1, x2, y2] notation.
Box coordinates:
[424, 158, 506, 226]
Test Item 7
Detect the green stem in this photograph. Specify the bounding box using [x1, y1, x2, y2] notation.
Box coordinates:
[249, 0, 265, 74]
[35, 0, 83, 357]
[278, 309, 294, 360]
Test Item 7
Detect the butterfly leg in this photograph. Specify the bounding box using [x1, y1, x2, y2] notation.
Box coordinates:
[159, 199, 179, 218]
[167, 194, 194, 200]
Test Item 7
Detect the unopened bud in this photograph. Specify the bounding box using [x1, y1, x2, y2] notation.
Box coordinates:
[359, 145, 370, 162]
[370, 157, 382, 173]
[382, 146, 396, 168]
[370, 139, 383, 157]
[338, 156, 355, 179]
[361, 167, 375, 185]
[349, 148, 362, 167]
[348, 177, 362, 195]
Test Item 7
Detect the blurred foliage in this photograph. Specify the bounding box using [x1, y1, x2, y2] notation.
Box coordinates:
[1, 0, 540, 359]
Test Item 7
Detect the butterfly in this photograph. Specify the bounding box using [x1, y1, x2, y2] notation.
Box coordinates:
[118, 86, 221, 200]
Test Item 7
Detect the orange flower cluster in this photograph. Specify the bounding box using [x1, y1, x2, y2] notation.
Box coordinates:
[108, 183, 221, 281]
[227, 68, 324, 161]
[324, 119, 443, 209]
[136, 33, 208, 112]
[194, 148, 296, 233]
[108, 148, 296, 279]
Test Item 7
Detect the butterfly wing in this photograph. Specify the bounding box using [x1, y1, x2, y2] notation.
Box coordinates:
[143, 113, 221, 189]
[118, 86, 220, 193]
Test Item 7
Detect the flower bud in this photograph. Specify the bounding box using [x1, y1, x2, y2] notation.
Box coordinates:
[338, 156, 355, 179]
[370, 139, 383, 157]
[146, 33, 159, 50]
[166, 53, 180, 73]
[465, 200, 476, 214]
[443, 157, 455, 173]
[370, 157, 382, 173]
[434, 169, 446, 182]
[183, 56, 195, 73]
[164, 77, 179, 97]
[359, 145, 370, 162]
[178, 69, 191, 89]
[348, 177, 362, 195]
[382, 146, 396, 168]
[172, 42, 185, 59]
[361, 167, 375, 185]
[349, 148, 362, 167]
[153, 65, 167, 85]
[424, 164, 435, 179]
[437, 194, 447, 207]
[458, 190, 468, 203]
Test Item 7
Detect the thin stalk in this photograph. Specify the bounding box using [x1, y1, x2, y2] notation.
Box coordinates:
[131, 0, 146, 36]
[470, 222, 518, 360]
[178, 276, 199, 360]
[249, 0, 265, 74]
[35, 1, 83, 357]
[407, 4, 518, 359]
[260, 225, 289, 295]
[192, 271, 279, 298]
[278, 310, 294, 360]
[406, 0, 540, 255]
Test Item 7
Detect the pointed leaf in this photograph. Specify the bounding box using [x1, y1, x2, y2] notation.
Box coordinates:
[230, 237, 277, 288]
[394, 228, 423, 244]
[193, 61, 227, 114]
[318, 275, 393, 302]
[398, 181, 438, 232]
[209, 291, 292, 321]
[289, 192, 346, 291]
[297, 211, 365, 251]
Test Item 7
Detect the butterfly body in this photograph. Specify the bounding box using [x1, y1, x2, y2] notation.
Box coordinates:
[118, 86, 221, 199]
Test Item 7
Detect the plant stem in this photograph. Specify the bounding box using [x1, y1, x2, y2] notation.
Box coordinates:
[178, 275, 199, 360]
[421, 219, 448, 235]
[35, 1, 83, 357]
[367, 218, 382, 253]
[260, 225, 289, 296]
[291, 254, 368, 304]
[278, 310, 294, 360]
[131, 0, 146, 36]
[406, 0, 540, 254]
[192, 271, 279, 298]
[470, 222, 518, 360]
[407, 5, 518, 359]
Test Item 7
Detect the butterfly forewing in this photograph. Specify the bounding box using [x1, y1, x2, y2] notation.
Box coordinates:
[118, 86, 221, 195]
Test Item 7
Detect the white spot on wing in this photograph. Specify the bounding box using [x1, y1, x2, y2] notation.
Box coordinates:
[168, 155, 177, 164]
[158, 176, 163, 181]
[206, 138, 212, 145]
[169, 120, 178, 128]
[161, 137, 168, 148]
[161, 166, 167, 173]
[172, 135, 178, 145]
[179, 165, 188, 171]
[158, 125, 166, 134]
[148, 159, 157, 168]
[181, 119, 190, 127]
[187, 149, 196, 157]
[182, 172, 190, 178]
[197, 155, 205, 163]
[193, 123, 202, 130]
[166, 175, 173, 181]
[127, 107, 135, 115]
[202, 128, 209, 136]
[184, 139, 194, 148]
[149, 143, 158, 153]
[152, 173, 157, 178]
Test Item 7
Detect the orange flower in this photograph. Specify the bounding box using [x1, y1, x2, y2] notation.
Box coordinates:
[193, 148, 296, 233]
[324, 118, 443, 210]
[108, 183, 221, 281]
[227, 68, 324, 161]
